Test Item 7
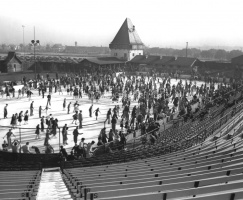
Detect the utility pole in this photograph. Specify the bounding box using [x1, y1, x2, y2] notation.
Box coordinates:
[22, 25, 25, 59]
[186, 42, 188, 57]
[31, 26, 40, 79]
[22, 25, 25, 71]
[34, 26, 36, 78]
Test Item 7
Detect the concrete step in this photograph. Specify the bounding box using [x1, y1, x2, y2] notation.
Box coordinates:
[37, 169, 73, 200]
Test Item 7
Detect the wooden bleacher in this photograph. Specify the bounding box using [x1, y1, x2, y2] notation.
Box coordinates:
[61, 98, 243, 200]
[0, 170, 41, 200]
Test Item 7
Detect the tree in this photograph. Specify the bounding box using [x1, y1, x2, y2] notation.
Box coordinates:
[1, 43, 6, 50]
[46, 44, 51, 52]
[191, 48, 201, 58]
[19, 43, 24, 50]
[208, 49, 218, 59]
[200, 50, 212, 59]
[28, 43, 32, 51]
[227, 50, 242, 60]
[9, 44, 15, 51]
[215, 49, 227, 60]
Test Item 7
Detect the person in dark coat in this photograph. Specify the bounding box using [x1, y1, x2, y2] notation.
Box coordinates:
[35, 124, 40, 139]
[89, 104, 93, 117]
[4, 104, 8, 118]
[94, 108, 101, 120]
[40, 116, 45, 132]
[111, 116, 117, 132]
[73, 126, 82, 144]
[108, 129, 114, 142]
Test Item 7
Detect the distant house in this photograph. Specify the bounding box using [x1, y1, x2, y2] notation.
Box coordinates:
[198, 61, 233, 75]
[128, 55, 160, 73]
[231, 55, 243, 78]
[0, 52, 22, 73]
[79, 57, 125, 72]
[231, 55, 243, 66]
[153, 56, 175, 72]
[167, 57, 200, 73]
[128, 55, 175, 73]
[64, 46, 110, 55]
[52, 44, 65, 52]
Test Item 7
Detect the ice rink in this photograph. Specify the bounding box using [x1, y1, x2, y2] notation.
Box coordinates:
[0, 78, 209, 153]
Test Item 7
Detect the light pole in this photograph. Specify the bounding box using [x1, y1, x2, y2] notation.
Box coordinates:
[22, 25, 25, 59]
[31, 27, 40, 78]
[186, 42, 188, 58]
[22, 25, 25, 71]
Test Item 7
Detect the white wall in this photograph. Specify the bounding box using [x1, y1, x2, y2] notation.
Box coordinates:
[111, 49, 143, 61]
[129, 50, 143, 61]
[7, 63, 22, 72]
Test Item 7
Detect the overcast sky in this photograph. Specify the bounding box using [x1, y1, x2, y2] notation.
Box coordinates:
[0, 0, 243, 49]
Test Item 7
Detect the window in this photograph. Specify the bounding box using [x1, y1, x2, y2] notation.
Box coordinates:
[139, 53, 141, 55]
[132, 53, 135, 56]
[14, 64, 16, 72]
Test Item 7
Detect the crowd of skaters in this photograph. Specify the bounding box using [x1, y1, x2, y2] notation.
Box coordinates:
[0, 70, 241, 160]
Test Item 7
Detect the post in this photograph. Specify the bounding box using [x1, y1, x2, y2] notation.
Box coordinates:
[19, 128, 21, 143]
[34, 26, 36, 78]
[59, 128, 61, 150]
[22, 25, 25, 63]
[186, 42, 188, 58]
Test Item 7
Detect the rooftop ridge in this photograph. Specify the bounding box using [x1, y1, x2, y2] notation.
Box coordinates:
[110, 18, 143, 46]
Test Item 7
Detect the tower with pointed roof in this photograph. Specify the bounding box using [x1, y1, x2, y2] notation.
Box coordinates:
[109, 18, 144, 61]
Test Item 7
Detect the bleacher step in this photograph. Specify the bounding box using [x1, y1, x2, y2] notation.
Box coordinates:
[37, 169, 73, 200]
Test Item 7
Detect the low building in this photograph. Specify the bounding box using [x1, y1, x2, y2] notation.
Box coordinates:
[52, 44, 65, 52]
[153, 56, 175, 72]
[128, 55, 160, 74]
[64, 46, 110, 55]
[231, 55, 243, 78]
[79, 57, 125, 72]
[198, 61, 233, 77]
[167, 57, 200, 74]
[0, 52, 22, 73]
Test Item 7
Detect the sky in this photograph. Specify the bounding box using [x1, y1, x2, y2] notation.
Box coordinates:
[0, 0, 243, 49]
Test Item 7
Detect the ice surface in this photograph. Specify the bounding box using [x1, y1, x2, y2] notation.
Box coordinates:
[0, 78, 209, 153]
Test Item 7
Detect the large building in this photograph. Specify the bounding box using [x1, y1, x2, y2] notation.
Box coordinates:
[109, 18, 144, 61]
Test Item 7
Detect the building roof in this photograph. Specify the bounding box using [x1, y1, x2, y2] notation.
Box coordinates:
[52, 44, 64, 48]
[18, 55, 83, 64]
[200, 61, 232, 69]
[129, 55, 175, 65]
[154, 56, 175, 65]
[110, 18, 143, 46]
[129, 55, 146, 63]
[4, 52, 22, 64]
[139, 56, 160, 64]
[231, 55, 243, 64]
[80, 57, 125, 66]
[168, 57, 198, 67]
